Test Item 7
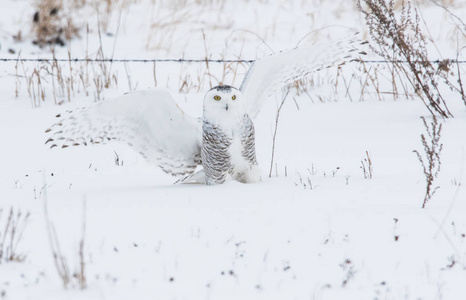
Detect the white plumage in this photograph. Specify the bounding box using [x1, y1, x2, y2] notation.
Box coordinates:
[200, 85, 260, 185]
[45, 33, 367, 184]
[46, 89, 202, 176]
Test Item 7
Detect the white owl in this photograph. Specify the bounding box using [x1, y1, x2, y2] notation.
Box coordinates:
[45, 34, 367, 184]
[201, 85, 260, 184]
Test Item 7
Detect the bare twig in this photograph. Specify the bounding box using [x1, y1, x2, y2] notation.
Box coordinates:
[42, 172, 87, 289]
[413, 116, 443, 208]
[360, 151, 373, 179]
[269, 87, 289, 177]
[429, 0, 466, 39]
[0, 208, 30, 263]
[357, 0, 453, 118]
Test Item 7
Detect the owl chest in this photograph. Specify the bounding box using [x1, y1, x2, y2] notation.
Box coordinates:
[203, 122, 245, 160]
[227, 129, 241, 151]
[226, 127, 250, 171]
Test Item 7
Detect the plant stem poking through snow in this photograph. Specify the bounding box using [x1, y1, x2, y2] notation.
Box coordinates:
[357, 0, 453, 118]
[269, 87, 289, 178]
[42, 173, 87, 289]
[361, 151, 373, 179]
[413, 116, 443, 208]
[0, 207, 30, 263]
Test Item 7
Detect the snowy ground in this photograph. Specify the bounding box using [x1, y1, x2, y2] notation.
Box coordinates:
[1, 0, 466, 299]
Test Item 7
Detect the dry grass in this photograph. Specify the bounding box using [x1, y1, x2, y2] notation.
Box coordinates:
[360, 151, 373, 179]
[0, 207, 30, 264]
[269, 87, 290, 178]
[43, 191, 87, 289]
[11, 0, 464, 107]
[413, 116, 443, 208]
[357, 0, 466, 117]
[15, 24, 119, 106]
[32, 0, 138, 48]
[145, 0, 233, 53]
[32, 0, 80, 47]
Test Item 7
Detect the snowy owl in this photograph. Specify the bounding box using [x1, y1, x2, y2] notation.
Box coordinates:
[201, 85, 260, 184]
[45, 34, 367, 184]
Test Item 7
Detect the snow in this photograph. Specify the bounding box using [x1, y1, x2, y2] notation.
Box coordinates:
[1, 0, 466, 299]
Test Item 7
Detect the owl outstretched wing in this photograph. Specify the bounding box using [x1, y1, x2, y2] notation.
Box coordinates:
[45, 88, 202, 177]
[240, 33, 368, 118]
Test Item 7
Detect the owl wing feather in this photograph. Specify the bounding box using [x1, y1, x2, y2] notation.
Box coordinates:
[201, 120, 232, 185]
[45, 34, 367, 180]
[240, 33, 368, 118]
[45, 88, 202, 177]
[240, 114, 258, 165]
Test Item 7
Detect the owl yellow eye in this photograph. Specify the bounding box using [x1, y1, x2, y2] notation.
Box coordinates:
[214, 95, 221, 101]
[232, 95, 236, 100]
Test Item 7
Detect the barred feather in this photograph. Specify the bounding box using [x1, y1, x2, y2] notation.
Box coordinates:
[240, 114, 258, 165]
[45, 36, 367, 183]
[201, 120, 232, 185]
[45, 89, 202, 177]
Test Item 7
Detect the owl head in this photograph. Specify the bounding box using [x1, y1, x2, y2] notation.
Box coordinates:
[203, 85, 246, 122]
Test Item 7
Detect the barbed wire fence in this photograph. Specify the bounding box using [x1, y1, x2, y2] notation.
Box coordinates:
[0, 58, 255, 64]
[1, 57, 466, 64]
[5, 55, 465, 108]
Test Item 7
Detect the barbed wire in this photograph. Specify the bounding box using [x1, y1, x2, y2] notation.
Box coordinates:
[0, 57, 465, 64]
[0, 58, 256, 63]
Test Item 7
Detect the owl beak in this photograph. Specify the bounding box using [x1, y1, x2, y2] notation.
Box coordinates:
[225, 104, 229, 111]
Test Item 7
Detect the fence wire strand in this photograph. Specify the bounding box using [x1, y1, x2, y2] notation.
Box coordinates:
[0, 58, 256, 63]
[0, 57, 465, 64]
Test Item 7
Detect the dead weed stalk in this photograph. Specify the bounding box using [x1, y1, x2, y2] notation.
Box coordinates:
[43, 196, 87, 289]
[0, 207, 30, 264]
[358, 0, 453, 118]
[269, 87, 290, 177]
[32, 0, 80, 47]
[413, 116, 443, 208]
[360, 150, 374, 179]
